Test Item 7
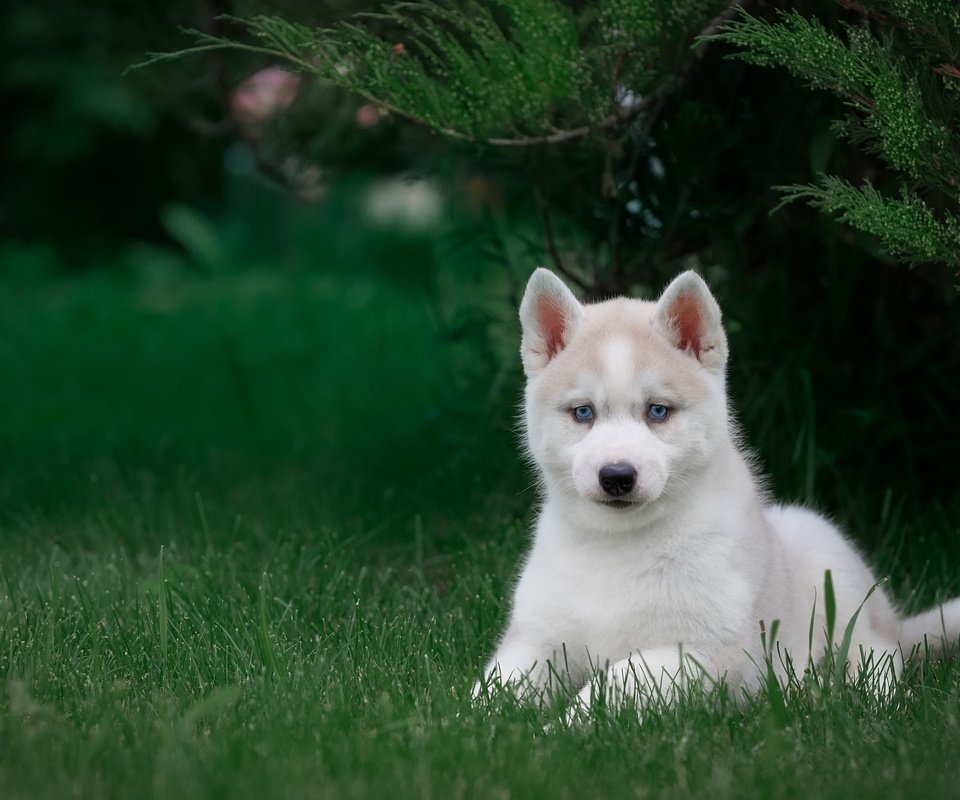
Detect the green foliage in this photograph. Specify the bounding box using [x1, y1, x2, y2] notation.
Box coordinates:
[713, 3, 960, 273]
[0, 0, 227, 261]
[320, 1, 594, 141]
[778, 176, 960, 266]
[145, 0, 960, 293]
[148, 1, 731, 145]
[593, 0, 729, 88]
[144, 0, 783, 298]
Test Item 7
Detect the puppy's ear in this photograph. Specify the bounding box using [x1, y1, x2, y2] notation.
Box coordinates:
[652, 271, 727, 374]
[519, 268, 584, 375]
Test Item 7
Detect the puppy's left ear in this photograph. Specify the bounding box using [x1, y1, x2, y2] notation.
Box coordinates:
[652, 271, 727, 374]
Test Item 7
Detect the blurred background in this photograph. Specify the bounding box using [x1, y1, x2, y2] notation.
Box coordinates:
[1, 0, 958, 597]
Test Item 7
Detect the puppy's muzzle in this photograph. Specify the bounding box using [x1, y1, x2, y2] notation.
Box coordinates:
[598, 462, 637, 497]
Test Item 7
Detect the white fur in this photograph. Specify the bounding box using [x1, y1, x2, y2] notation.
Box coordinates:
[476, 268, 960, 714]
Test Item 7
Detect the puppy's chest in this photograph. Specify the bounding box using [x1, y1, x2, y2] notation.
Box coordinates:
[519, 539, 731, 652]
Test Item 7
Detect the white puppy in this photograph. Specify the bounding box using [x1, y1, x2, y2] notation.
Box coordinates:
[478, 268, 960, 713]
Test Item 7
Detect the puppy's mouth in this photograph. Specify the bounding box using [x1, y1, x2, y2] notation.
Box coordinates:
[599, 499, 637, 510]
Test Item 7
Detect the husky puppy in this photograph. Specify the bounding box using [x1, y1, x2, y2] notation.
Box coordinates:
[479, 268, 960, 712]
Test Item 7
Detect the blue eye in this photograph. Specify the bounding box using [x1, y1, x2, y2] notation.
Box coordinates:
[573, 405, 594, 422]
[648, 404, 670, 421]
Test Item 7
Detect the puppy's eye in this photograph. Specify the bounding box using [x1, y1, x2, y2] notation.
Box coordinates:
[647, 404, 670, 422]
[572, 405, 595, 422]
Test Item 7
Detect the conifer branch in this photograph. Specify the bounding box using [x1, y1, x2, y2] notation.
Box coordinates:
[486, 1, 745, 148]
[484, 98, 654, 148]
[712, 3, 960, 273]
[776, 177, 960, 270]
[139, 3, 747, 151]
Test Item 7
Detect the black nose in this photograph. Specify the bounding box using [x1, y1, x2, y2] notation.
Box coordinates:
[598, 462, 637, 497]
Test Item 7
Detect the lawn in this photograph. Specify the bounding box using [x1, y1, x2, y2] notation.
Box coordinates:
[2, 262, 959, 800]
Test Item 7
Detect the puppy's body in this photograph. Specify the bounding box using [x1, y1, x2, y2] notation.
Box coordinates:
[481, 269, 960, 709]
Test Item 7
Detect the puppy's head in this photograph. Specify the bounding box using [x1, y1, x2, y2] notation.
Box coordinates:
[519, 268, 729, 531]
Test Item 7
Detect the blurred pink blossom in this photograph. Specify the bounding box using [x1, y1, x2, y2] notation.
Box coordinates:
[355, 103, 384, 129]
[230, 67, 301, 139]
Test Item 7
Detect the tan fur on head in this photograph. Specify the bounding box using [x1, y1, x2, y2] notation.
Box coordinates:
[518, 269, 730, 529]
[520, 267, 728, 376]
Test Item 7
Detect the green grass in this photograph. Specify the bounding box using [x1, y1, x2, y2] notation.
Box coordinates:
[2, 263, 960, 799]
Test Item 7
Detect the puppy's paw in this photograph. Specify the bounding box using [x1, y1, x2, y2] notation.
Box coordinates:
[564, 683, 594, 725]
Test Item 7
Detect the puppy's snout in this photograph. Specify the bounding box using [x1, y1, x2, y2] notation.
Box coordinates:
[598, 462, 637, 497]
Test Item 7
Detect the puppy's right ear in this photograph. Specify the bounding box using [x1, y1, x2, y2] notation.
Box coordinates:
[519, 268, 584, 375]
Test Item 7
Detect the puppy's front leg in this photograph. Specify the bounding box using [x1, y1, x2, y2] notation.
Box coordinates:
[568, 645, 714, 720]
[472, 629, 557, 702]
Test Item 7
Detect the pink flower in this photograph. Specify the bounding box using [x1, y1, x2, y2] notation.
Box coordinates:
[355, 103, 384, 129]
[230, 67, 302, 139]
